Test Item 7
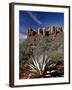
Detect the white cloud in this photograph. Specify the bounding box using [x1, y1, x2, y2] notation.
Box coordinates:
[28, 12, 42, 25]
[19, 33, 27, 39]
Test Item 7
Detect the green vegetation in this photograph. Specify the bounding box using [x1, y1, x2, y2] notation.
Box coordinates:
[19, 32, 64, 78]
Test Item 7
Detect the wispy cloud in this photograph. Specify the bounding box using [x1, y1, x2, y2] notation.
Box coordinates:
[28, 12, 42, 25]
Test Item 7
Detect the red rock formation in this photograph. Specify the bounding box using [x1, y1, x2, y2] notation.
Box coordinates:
[27, 26, 63, 38]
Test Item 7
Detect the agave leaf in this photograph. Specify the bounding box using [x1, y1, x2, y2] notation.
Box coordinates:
[31, 55, 40, 72]
[29, 64, 40, 73]
[42, 55, 50, 71]
[48, 63, 56, 68]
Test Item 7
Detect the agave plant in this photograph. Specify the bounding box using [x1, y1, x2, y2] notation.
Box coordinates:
[27, 54, 56, 78]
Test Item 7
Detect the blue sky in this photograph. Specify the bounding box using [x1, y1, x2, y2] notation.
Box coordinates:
[19, 10, 64, 40]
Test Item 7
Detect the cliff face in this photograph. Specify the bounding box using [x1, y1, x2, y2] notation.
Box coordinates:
[27, 26, 63, 38]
